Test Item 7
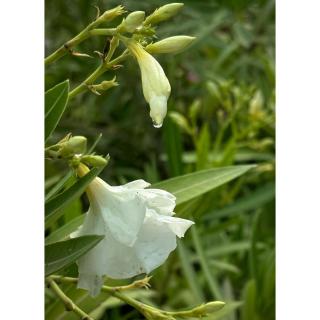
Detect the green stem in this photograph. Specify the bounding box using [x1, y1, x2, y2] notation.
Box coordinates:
[68, 64, 105, 99]
[68, 49, 130, 99]
[44, 6, 125, 65]
[89, 28, 117, 37]
[47, 277, 94, 320]
[45, 28, 116, 65]
[49, 275, 153, 317]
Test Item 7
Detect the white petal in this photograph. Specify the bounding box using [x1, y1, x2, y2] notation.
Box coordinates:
[99, 231, 147, 279]
[138, 188, 176, 215]
[155, 214, 195, 238]
[138, 51, 171, 103]
[101, 191, 146, 246]
[77, 273, 104, 297]
[149, 95, 167, 127]
[123, 179, 150, 190]
[70, 209, 104, 239]
[89, 184, 146, 247]
[133, 210, 178, 273]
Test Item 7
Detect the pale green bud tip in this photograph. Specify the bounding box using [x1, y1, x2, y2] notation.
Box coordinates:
[188, 301, 225, 317]
[145, 3, 184, 25]
[81, 155, 109, 167]
[146, 36, 195, 54]
[122, 11, 145, 32]
[204, 301, 226, 313]
[150, 96, 167, 128]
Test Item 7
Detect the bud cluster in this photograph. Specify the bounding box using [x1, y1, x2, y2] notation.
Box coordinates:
[45, 135, 108, 168]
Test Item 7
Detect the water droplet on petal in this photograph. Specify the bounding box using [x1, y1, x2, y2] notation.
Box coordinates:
[152, 119, 163, 128]
[153, 123, 163, 128]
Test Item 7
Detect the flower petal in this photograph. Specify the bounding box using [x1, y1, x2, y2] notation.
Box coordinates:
[123, 179, 150, 190]
[99, 190, 146, 246]
[77, 273, 104, 297]
[154, 214, 195, 238]
[133, 210, 178, 273]
[138, 188, 176, 215]
[88, 181, 147, 247]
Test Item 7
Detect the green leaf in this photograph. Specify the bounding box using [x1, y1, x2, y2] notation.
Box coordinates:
[45, 80, 69, 142]
[45, 171, 73, 201]
[202, 182, 275, 221]
[45, 215, 85, 245]
[152, 165, 255, 206]
[177, 241, 204, 304]
[45, 166, 104, 228]
[45, 235, 104, 276]
[163, 116, 183, 176]
[191, 225, 222, 299]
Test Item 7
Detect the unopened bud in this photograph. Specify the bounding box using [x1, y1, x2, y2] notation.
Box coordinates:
[190, 301, 225, 317]
[99, 5, 126, 22]
[81, 154, 110, 167]
[146, 36, 195, 54]
[89, 77, 118, 95]
[144, 3, 184, 25]
[120, 11, 145, 33]
[58, 136, 87, 158]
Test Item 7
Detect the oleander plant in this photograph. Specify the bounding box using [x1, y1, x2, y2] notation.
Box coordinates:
[45, 1, 275, 319]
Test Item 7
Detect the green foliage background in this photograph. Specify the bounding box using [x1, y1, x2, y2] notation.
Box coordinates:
[45, 0, 275, 319]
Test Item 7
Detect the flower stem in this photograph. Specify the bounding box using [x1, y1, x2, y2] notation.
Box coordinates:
[48, 275, 152, 316]
[47, 277, 94, 320]
[68, 49, 130, 100]
[45, 28, 117, 66]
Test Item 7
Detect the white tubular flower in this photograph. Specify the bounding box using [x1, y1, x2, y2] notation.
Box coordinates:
[71, 165, 194, 296]
[127, 41, 171, 128]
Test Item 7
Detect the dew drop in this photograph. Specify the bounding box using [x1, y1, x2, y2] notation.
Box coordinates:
[152, 120, 163, 128]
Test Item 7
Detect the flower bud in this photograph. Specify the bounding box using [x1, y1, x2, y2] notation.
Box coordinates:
[89, 77, 118, 95]
[81, 155, 110, 167]
[58, 136, 87, 158]
[144, 3, 184, 25]
[99, 5, 126, 22]
[146, 36, 195, 54]
[127, 41, 171, 128]
[203, 301, 226, 313]
[120, 11, 145, 33]
[188, 301, 225, 317]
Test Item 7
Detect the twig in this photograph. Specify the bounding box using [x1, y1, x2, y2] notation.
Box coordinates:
[47, 277, 94, 320]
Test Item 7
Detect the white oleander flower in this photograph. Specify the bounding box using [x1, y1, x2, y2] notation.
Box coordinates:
[127, 41, 171, 128]
[70, 166, 194, 296]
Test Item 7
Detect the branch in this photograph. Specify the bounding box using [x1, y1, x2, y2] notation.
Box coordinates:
[45, 5, 125, 65]
[47, 277, 94, 320]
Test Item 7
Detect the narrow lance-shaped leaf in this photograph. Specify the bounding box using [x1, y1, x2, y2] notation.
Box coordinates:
[45, 215, 85, 245]
[45, 80, 69, 142]
[45, 166, 105, 228]
[45, 235, 104, 276]
[152, 165, 255, 205]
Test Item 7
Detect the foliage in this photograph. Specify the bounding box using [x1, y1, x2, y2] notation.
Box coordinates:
[45, 0, 275, 319]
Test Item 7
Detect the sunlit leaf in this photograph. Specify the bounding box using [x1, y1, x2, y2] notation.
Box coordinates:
[45, 235, 104, 276]
[152, 165, 255, 205]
